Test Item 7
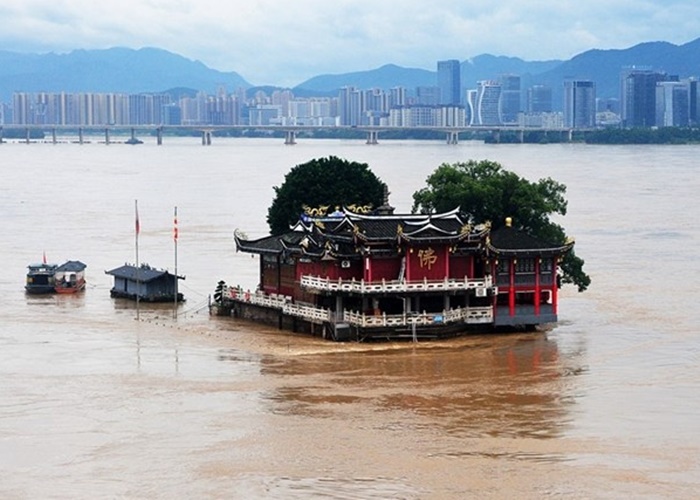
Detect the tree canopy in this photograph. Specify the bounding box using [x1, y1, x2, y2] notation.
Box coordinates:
[267, 156, 386, 235]
[412, 159, 590, 292]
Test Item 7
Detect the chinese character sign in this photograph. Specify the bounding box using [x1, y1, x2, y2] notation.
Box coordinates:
[418, 248, 438, 270]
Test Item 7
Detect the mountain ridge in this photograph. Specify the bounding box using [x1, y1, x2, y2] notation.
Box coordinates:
[1, 38, 699, 104]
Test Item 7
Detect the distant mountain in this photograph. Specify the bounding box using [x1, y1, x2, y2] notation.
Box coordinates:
[0, 47, 249, 101]
[460, 54, 562, 88]
[294, 64, 436, 93]
[524, 38, 700, 105]
[1, 38, 700, 107]
[296, 39, 700, 103]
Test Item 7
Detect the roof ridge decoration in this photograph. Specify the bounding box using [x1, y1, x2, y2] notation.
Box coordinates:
[402, 221, 457, 237]
[302, 204, 330, 218]
[345, 203, 373, 214]
[346, 206, 462, 222]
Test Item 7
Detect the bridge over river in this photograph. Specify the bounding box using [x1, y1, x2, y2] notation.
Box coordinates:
[0, 124, 589, 146]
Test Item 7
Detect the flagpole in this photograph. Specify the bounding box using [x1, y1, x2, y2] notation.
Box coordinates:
[135, 199, 140, 320]
[173, 205, 178, 319]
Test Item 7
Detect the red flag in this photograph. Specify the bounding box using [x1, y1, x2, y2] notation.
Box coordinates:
[135, 200, 140, 235]
[173, 206, 178, 241]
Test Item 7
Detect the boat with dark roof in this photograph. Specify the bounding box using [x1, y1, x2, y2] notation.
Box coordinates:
[25, 262, 58, 294]
[54, 260, 87, 293]
[105, 263, 184, 302]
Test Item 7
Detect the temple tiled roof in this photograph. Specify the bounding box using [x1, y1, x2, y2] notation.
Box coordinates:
[488, 225, 574, 256]
[235, 208, 492, 257]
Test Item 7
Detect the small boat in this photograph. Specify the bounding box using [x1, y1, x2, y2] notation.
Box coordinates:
[54, 260, 87, 293]
[25, 262, 58, 294]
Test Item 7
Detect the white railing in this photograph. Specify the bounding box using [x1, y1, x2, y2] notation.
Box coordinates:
[301, 275, 493, 294]
[343, 306, 493, 328]
[282, 302, 332, 322]
[226, 286, 330, 322]
[225, 286, 492, 327]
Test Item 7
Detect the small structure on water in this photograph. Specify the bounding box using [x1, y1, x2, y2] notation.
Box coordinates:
[105, 264, 184, 302]
[212, 197, 574, 341]
[54, 260, 87, 293]
[25, 262, 58, 294]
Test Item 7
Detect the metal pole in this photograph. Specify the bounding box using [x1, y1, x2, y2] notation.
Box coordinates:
[173, 206, 178, 319]
[135, 200, 140, 320]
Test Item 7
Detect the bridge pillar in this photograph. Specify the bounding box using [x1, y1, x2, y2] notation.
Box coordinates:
[446, 131, 459, 144]
[366, 130, 378, 145]
[52, 128, 57, 144]
[105, 128, 110, 145]
[284, 130, 297, 145]
[78, 128, 84, 145]
[202, 130, 212, 145]
[156, 127, 163, 146]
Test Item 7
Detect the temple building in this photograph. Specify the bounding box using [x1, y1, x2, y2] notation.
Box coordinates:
[214, 199, 573, 341]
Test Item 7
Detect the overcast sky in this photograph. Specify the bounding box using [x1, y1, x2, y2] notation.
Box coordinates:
[2, 1, 699, 86]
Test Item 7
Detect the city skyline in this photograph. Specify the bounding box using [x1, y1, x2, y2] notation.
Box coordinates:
[2, 1, 699, 87]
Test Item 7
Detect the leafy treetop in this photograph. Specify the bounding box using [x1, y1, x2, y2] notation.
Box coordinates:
[412, 159, 590, 292]
[267, 156, 385, 236]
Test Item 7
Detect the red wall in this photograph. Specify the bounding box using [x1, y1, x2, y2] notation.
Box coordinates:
[370, 257, 402, 281]
[449, 255, 471, 279]
[406, 245, 448, 281]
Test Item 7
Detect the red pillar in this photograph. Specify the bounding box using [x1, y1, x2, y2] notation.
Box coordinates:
[552, 257, 558, 315]
[534, 258, 541, 316]
[444, 245, 450, 278]
[509, 258, 515, 317]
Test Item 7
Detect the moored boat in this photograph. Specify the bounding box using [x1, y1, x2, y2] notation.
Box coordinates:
[54, 260, 87, 293]
[25, 262, 58, 294]
[105, 263, 184, 302]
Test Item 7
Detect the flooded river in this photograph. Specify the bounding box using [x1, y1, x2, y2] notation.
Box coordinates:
[1, 138, 698, 498]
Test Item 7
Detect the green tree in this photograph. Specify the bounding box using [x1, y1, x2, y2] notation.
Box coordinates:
[412, 159, 590, 292]
[267, 156, 386, 235]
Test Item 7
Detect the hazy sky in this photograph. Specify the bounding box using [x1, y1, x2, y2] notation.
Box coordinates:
[2, 1, 699, 86]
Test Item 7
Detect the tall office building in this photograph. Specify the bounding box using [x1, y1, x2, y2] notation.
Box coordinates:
[500, 74, 521, 123]
[437, 59, 461, 106]
[527, 85, 553, 113]
[688, 78, 699, 125]
[621, 68, 669, 127]
[469, 81, 502, 126]
[416, 86, 440, 106]
[656, 81, 689, 127]
[563, 80, 596, 128]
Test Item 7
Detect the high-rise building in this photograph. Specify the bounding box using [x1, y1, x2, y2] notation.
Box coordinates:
[621, 68, 669, 128]
[416, 86, 440, 106]
[437, 60, 461, 106]
[469, 81, 502, 126]
[527, 85, 553, 113]
[563, 80, 596, 128]
[688, 78, 699, 126]
[500, 74, 521, 123]
[656, 81, 689, 127]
